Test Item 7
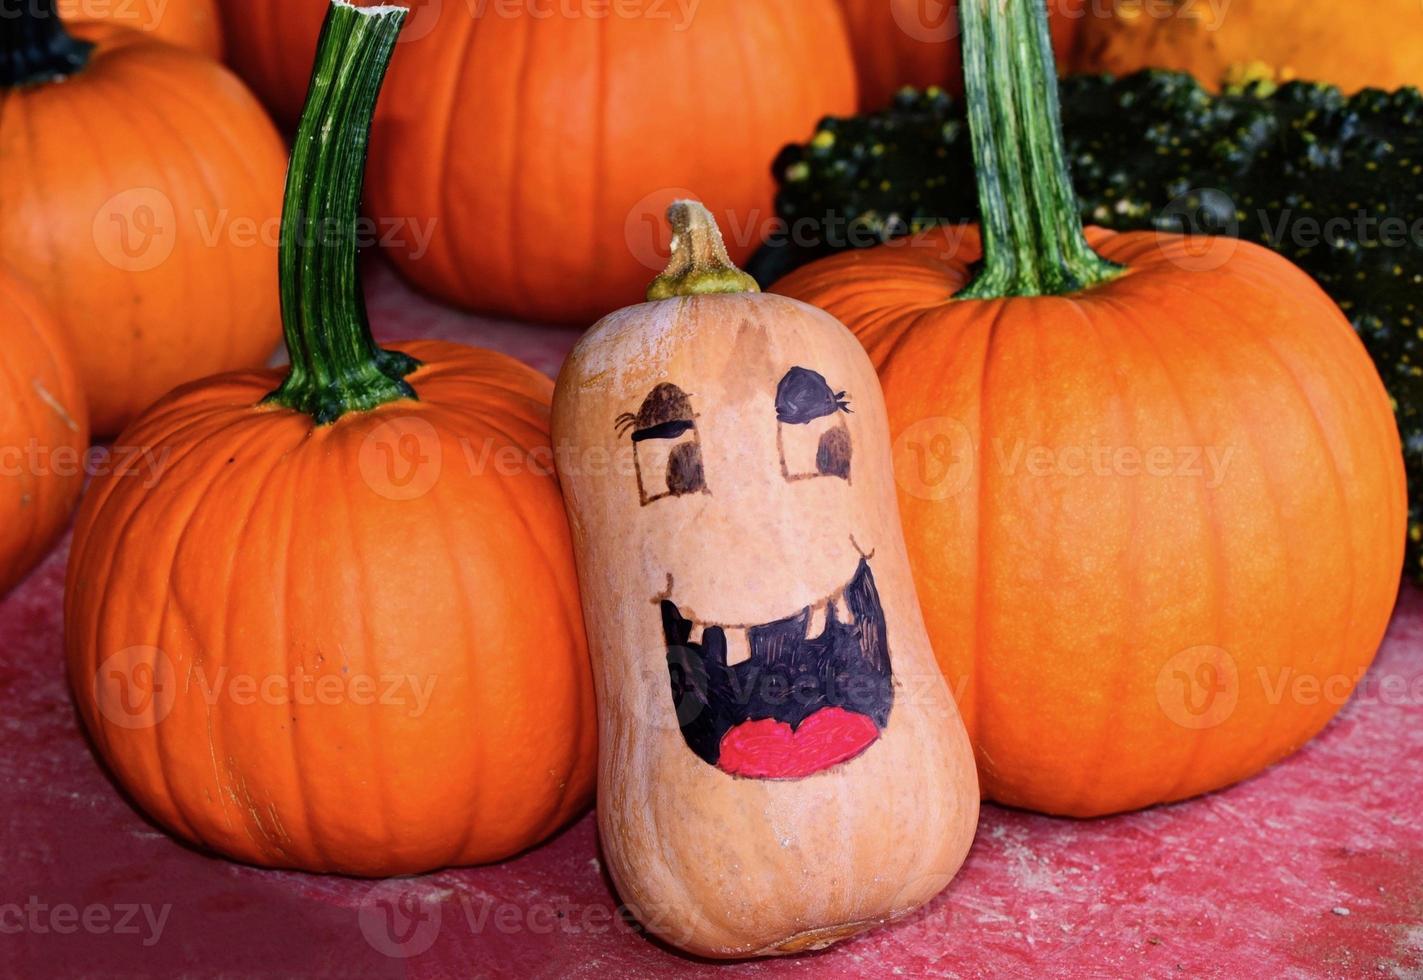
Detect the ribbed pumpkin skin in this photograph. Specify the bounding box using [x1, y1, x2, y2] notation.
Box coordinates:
[65, 341, 597, 874]
[60, 0, 223, 57]
[0, 269, 88, 598]
[218, 0, 858, 324]
[0, 25, 285, 438]
[1073, 0, 1423, 92]
[836, 0, 1085, 109]
[216, 0, 329, 125]
[776, 227, 1407, 816]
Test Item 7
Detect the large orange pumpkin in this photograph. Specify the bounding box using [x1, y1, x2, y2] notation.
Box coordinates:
[0, 268, 88, 598]
[218, 0, 859, 324]
[776, 0, 1407, 816]
[1073, 0, 1423, 92]
[836, 0, 1087, 109]
[60, 0, 223, 57]
[65, 2, 596, 875]
[0, 3, 286, 438]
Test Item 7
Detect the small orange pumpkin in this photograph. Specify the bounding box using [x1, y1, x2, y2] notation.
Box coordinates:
[59, 0, 223, 57]
[836, 0, 1086, 109]
[777, 0, 1407, 816]
[0, 2, 285, 437]
[1073, 0, 1423, 93]
[0, 267, 88, 598]
[218, 0, 859, 324]
[65, 2, 596, 874]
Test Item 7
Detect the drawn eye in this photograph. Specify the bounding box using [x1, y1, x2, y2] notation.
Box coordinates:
[775, 366, 851, 483]
[618, 383, 709, 506]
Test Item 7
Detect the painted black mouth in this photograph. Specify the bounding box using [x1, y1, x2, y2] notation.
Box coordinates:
[661, 558, 894, 771]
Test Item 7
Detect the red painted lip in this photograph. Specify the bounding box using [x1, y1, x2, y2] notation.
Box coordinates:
[716, 706, 881, 780]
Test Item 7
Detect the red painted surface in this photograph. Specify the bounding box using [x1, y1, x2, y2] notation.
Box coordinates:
[718, 707, 881, 780]
[3, 260, 1422, 977]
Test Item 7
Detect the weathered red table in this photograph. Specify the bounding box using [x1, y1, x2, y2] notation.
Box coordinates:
[4, 263, 1421, 977]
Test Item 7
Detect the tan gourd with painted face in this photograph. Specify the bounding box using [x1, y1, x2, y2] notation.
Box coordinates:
[552, 202, 979, 958]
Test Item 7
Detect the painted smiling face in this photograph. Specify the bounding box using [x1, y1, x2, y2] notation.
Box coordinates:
[551, 203, 977, 959]
[624, 366, 895, 780]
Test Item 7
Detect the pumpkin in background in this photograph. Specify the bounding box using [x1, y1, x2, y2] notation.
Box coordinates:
[60, 0, 222, 57]
[837, 0, 1086, 110]
[66, 3, 596, 875]
[219, 0, 858, 324]
[0, 269, 88, 598]
[1073, 0, 1423, 92]
[0, 2, 285, 437]
[553, 202, 978, 957]
[776, 0, 1406, 816]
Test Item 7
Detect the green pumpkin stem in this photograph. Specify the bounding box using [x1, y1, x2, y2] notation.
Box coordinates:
[647, 201, 761, 301]
[956, 0, 1122, 299]
[0, 0, 93, 87]
[266, 0, 418, 425]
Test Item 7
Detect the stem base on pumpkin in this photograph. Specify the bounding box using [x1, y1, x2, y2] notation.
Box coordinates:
[956, 0, 1122, 300]
[0, 0, 93, 88]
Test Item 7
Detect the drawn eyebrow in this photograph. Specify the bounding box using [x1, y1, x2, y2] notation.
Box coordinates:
[617, 383, 698, 439]
[775, 367, 851, 425]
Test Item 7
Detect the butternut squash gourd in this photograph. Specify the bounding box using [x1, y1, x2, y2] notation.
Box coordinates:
[552, 202, 979, 958]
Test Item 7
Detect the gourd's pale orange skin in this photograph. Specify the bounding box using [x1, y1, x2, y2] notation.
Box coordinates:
[65, 341, 597, 875]
[0, 24, 285, 437]
[61, 0, 223, 58]
[776, 226, 1407, 817]
[217, 0, 859, 324]
[1073, 0, 1423, 92]
[553, 293, 979, 958]
[0, 267, 88, 597]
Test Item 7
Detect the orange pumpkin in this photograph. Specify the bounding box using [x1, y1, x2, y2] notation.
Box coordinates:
[219, 0, 859, 324]
[65, 2, 596, 875]
[836, 0, 1087, 109]
[776, 0, 1407, 816]
[1073, 0, 1423, 93]
[0, 268, 88, 598]
[60, 0, 223, 57]
[0, 3, 285, 438]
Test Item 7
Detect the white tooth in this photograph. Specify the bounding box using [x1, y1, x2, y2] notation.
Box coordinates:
[833, 593, 854, 625]
[723, 628, 753, 667]
[805, 602, 827, 639]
